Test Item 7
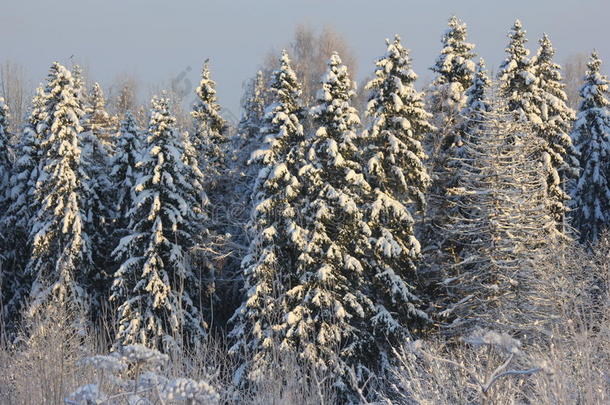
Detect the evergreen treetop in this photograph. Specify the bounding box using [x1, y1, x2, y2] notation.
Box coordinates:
[498, 20, 540, 123]
[366, 35, 433, 209]
[192, 61, 227, 178]
[26, 62, 92, 313]
[571, 52, 610, 244]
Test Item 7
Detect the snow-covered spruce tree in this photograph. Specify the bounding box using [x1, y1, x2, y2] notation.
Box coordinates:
[227, 70, 269, 273]
[238, 70, 268, 148]
[111, 96, 207, 351]
[428, 15, 476, 154]
[228, 50, 306, 382]
[361, 34, 431, 353]
[531, 34, 578, 229]
[441, 58, 492, 244]
[424, 17, 476, 275]
[231, 70, 266, 221]
[0, 88, 46, 328]
[441, 98, 559, 335]
[233, 70, 269, 195]
[179, 127, 218, 323]
[25, 62, 93, 314]
[425, 59, 492, 277]
[365, 35, 433, 211]
[280, 53, 426, 398]
[191, 61, 232, 265]
[109, 112, 142, 240]
[72, 64, 87, 101]
[179, 130, 207, 218]
[428, 62, 491, 307]
[80, 83, 115, 304]
[571, 52, 610, 244]
[457, 59, 492, 152]
[497, 20, 540, 123]
[497, 22, 574, 232]
[0, 98, 11, 241]
[211, 70, 270, 325]
[191, 61, 227, 182]
[0, 98, 13, 327]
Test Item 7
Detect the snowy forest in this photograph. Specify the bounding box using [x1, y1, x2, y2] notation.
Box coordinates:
[0, 16, 609, 405]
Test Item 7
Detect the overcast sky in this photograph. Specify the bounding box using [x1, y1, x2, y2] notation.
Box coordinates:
[1, 0, 608, 118]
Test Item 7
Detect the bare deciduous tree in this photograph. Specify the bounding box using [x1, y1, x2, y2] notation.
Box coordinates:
[0, 61, 30, 136]
[107, 73, 140, 119]
[563, 53, 588, 110]
[262, 24, 358, 108]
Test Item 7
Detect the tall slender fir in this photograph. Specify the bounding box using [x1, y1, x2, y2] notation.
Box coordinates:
[497, 20, 540, 123]
[191, 61, 227, 182]
[26, 63, 92, 314]
[111, 96, 207, 351]
[532, 34, 578, 229]
[228, 51, 306, 382]
[571, 52, 610, 244]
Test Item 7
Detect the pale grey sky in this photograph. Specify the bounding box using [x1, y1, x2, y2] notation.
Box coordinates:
[1, 0, 608, 117]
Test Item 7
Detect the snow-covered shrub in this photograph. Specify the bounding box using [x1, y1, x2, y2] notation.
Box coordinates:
[382, 331, 544, 404]
[0, 301, 96, 405]
[65, 344, 220, 405]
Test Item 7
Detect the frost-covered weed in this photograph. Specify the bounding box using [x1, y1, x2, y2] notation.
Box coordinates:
[65, 344, 220, 405]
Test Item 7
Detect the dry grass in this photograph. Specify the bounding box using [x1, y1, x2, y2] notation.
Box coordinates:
[0, 239, 608, 404]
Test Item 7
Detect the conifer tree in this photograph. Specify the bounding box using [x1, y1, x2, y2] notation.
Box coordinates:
[422, 60, 493, 298]
[442, 99, 558, 333]
[82, 84, 114, 166]
[110, 112, 142, 237]
[360, 34, 434, 382]
[431, 58, 491, 243]
[532, 34, 578, 228]
[234, 70, 268, 193]
[228, 51, 306, 381]
[227, 71, 269, 284]
[80, 82, 114, 306]
[72, 64, 87, 101]
[179, 128, 217, 316]
[1, 88, 46, 325]
[362, 35, 432, 344]
[571, 52, 610, 244]
[229, 70, 269, 273]
[191, 61, 227, 182]
[282, 53, 369, 394]
[497, 22, 574, 235]
[0, 97, 11, 230]
[26, 62, 92, 313]
[179, 130, 207, 216]
[440, 59, 492, 255]
[458, 59, 492, 151]
[111, 96, 207, 351]
[425, 18, 475, 270]
[428, 15, 476, 153]
[499, 25, 577, 232]
[497, 20, 540, 123]
[191, 62, 231, 254]
[279, 53, 428, 397]
[366, 35, 433, 211]
[0, 98, 13, 325]
[238, 71, 267, 150]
